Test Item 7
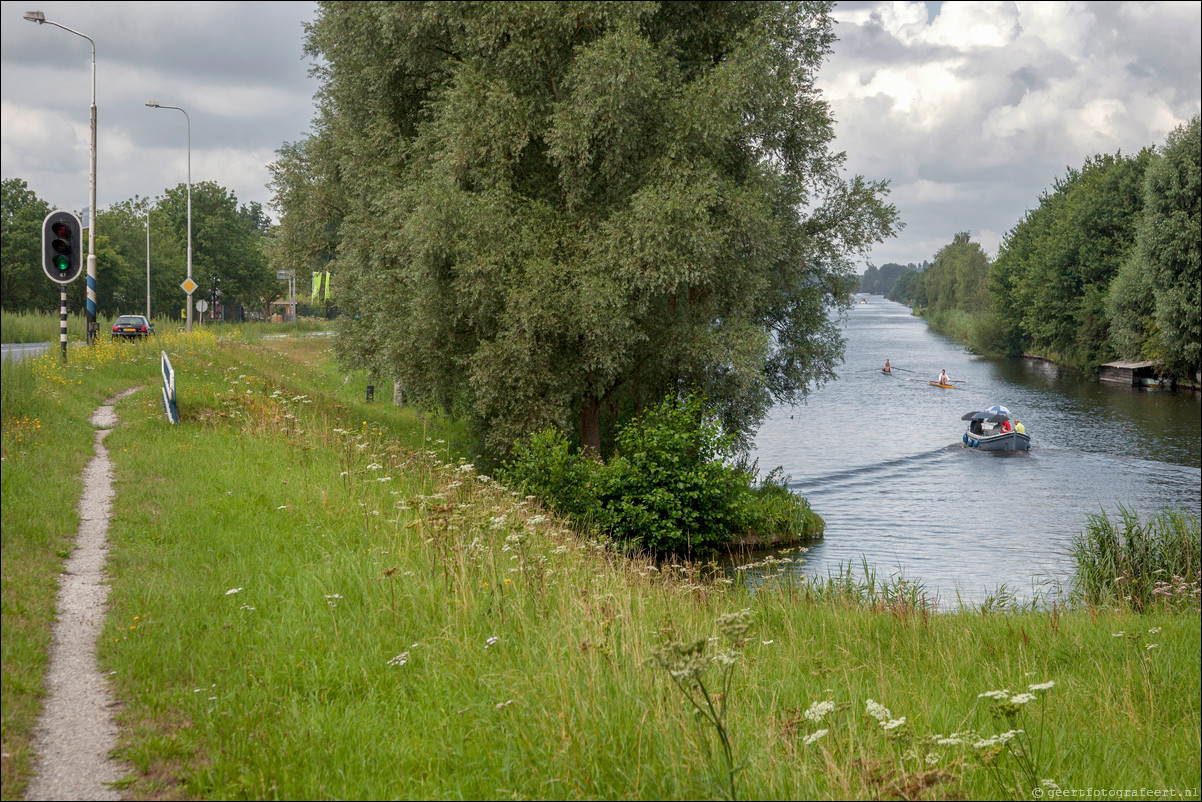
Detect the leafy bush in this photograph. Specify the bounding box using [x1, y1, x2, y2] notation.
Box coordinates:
[503, 395, 824, 558]
[500, 428, 597, 520]
[595, 395, 751, 556]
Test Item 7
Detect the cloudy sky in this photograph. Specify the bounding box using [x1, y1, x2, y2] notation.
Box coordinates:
[2, 1, 1199, 269]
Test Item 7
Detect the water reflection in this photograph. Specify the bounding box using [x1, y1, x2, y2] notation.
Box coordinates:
[744, 296, 1201, 606]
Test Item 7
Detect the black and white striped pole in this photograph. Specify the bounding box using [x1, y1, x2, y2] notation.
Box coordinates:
[59, 288, 68, 362]
[41, 210, 84, 362]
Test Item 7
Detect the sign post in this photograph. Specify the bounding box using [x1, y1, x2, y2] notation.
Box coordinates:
[180, 277, 198, 332]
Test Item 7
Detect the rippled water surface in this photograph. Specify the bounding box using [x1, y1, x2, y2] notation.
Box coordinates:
[748, 296, 1201, 604]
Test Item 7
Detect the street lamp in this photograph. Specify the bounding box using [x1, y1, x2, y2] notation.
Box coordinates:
[145, 100, 192, 333]
[25, 10, 99, 345]
[146, 211, 151, 319]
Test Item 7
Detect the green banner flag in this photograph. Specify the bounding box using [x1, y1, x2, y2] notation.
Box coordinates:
[312, 272, 321, 301]
[323, 271, 331, 300]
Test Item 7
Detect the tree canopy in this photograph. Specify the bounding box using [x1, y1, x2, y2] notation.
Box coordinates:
[989, 150, 1152, 370]
[292, 0, 899, 457]
[1107, 116, 1200, 377]
[1, 178, 54, 312]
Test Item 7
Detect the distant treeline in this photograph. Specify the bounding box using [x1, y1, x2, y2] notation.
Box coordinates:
[888, 115, 1199, 380]
[856, 261, 929, 296]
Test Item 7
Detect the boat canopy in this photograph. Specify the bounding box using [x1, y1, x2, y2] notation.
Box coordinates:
[961, 409, 1011, 422]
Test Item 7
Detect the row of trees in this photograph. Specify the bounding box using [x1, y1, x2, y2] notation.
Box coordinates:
[272, 1, 900, 459]
[1, 177, 276, 321]
[890, 115, 1199, 379]
[857, 261, 927, 296]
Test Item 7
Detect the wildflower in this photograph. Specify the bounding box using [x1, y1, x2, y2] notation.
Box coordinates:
[925, 752, 941, 765]
[977, 690, 1011, 700]
[803, 700, 836, 723]
[1148, 627, 1162, 634]
[225, 587, 244, 595]
[485, 636, 499, 648]
[802, 729, 828, 746]
[717, 609, 752, 642]
[366, 463, 383, 471]
[936, 736, 964, 746]
[1111, 631, 1125, 637]
[1028, 680, 1055, 691]
[713, 650, 739, 668]
[865, 699, 892, 722]
[387, 652, 409, 667]
[882, 717, 907, 730]
[1010, 693, 1036, 705]
[1146, 643, 1159, 651]
[495, 699, 515, 709]
[1041, 779, 1061, 791]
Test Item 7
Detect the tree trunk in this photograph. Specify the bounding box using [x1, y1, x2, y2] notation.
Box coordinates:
[581, 394, 602, 460]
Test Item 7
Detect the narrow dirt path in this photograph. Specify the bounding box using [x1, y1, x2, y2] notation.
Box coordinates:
[25, 387, 141, 801]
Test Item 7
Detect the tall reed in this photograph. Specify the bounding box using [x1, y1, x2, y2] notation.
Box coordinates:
[1070, 506, 1201, 610]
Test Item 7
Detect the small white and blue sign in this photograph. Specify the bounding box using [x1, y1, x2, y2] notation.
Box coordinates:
[161, 350, 179, 424]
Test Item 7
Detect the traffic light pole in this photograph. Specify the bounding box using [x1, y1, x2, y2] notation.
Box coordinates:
[60, 288, 68, 363]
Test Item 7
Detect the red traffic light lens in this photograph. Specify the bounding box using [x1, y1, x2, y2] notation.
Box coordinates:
[52, 222, 71, 238]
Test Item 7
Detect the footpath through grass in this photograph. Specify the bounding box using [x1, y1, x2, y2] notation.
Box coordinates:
[2, 333, 1199, 800]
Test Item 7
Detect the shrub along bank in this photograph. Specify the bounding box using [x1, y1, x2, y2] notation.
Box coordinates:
[500, 395, 824, 558]
[1, 334, 1198, 801]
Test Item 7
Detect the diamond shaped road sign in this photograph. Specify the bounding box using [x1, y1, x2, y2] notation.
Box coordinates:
[180, 277, 198, 295]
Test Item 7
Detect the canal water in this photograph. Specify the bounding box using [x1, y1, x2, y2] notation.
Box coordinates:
[747, 295, 1201, 605]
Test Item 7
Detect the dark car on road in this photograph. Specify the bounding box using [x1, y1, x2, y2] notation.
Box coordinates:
[111, 315, 154, 341]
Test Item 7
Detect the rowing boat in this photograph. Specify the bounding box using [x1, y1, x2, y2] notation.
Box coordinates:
[929, 381, 954, 389]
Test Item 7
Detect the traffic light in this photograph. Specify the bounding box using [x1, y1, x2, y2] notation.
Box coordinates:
[41, 210, 83, 284]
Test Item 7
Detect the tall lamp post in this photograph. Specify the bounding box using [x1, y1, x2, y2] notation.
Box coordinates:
[24, 10, 99, 344]
[145, 101, 192, 333]
[146, 212, 151, 319]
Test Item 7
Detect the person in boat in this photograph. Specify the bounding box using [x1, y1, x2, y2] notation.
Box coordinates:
[937, 369, 950, 385]
[1015, 419, 1026, 434]
[883, 359, 891, 373]
[1000, 418, 1012, 433]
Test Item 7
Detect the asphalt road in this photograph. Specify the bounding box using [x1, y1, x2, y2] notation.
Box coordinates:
[2, 341, 54, 362]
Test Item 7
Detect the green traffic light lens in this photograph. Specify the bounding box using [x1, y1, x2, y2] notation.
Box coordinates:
[54, 255, 70, 271]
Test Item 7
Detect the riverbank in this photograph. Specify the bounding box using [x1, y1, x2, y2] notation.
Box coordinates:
[3, 334, 1199, 799]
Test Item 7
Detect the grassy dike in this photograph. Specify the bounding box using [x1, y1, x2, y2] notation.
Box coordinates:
[2, 334, 1199, 800]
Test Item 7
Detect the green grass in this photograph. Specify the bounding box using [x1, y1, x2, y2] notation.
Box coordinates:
[0, 308, 334, 344]
[3, 333, 1200, 800]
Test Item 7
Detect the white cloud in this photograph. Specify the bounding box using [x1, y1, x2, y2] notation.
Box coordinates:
[821, 0, 1200, 267]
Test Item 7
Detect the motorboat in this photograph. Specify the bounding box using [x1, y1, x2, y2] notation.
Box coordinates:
[962, 405, 1031, 452]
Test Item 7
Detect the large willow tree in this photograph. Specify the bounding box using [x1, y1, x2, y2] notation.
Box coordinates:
[297, 1, 898, 456]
